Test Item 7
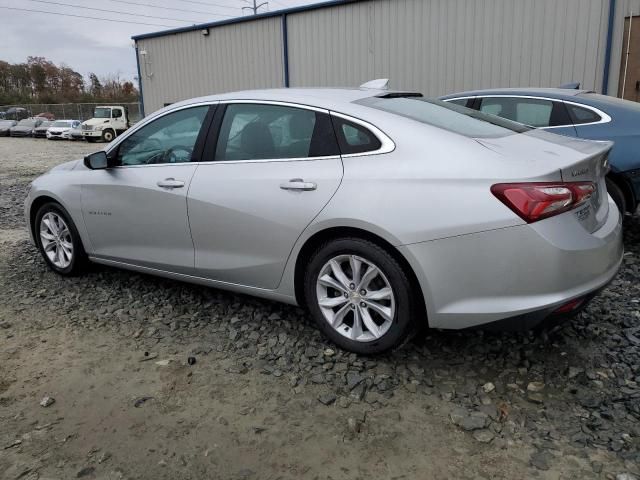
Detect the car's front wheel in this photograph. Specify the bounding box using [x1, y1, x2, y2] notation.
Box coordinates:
[35, 202, 88, 275]
[303, 237, 417, 354]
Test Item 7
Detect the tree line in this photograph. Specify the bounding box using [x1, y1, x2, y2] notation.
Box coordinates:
[0, 56, 139, 105]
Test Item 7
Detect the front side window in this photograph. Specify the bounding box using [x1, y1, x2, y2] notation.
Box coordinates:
[117, 106, 208, 166]
[477, 97, 570, 128]
[214, 103, 338, 161]
[94, 108, 111, 119]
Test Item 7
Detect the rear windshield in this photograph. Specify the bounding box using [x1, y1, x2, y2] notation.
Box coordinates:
[356, 97, 530, 138]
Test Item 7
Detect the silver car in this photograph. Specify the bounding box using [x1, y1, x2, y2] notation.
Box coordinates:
[24, 84, 623, 354]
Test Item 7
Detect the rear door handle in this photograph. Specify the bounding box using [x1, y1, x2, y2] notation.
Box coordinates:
[157, 178, 185, 189]
[279, 178, 317, 191]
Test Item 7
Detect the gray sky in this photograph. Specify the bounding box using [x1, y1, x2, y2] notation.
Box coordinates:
[0, 0, 315, 82]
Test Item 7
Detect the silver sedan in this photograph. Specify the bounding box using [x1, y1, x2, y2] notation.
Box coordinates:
[24, 84, 623, 354]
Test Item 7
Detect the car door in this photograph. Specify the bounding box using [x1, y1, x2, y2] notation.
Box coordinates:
[81, 104, 212, 274]
[188, 102, 343, 289]
[475, 96, 578, 137]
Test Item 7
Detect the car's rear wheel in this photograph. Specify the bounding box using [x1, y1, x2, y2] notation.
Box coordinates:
[303, 237, 416, 354]
[102, 129, 115, 142]
[605, 177, 626, 215]
[35, 202, 88, 276]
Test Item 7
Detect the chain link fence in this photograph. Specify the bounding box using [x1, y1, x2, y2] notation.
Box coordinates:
[0, 102, 142, 123]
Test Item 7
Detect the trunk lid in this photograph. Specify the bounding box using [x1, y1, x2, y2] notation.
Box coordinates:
[476, 129, 612, 232]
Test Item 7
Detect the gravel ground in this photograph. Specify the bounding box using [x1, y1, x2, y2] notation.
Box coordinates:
[0, 137, 639, 479]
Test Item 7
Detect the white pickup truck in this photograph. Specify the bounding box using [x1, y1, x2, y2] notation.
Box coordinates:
[81, 106, 130, 143]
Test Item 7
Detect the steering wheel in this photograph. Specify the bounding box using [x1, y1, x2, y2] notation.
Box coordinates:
[164, 145, 193, 163]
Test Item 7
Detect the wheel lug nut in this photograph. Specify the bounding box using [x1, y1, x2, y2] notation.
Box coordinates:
[349, 283, 355, 290]
[360, 289, 366, 295]
[350, 304, 356, 309]
[344, 293, 348, 298]
[360, 302, 366, 308]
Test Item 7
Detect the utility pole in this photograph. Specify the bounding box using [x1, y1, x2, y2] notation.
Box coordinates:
[242, 0, 268, 15]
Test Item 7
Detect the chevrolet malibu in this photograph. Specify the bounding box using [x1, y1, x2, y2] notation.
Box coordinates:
[24, 84, 623, 354]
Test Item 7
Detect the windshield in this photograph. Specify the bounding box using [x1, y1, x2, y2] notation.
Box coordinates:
[17, 119, 36, 127]
[0, 120, 14, 127]
[38, 121, 52, 128]
[356, 97, 530, 138]
[94, 108, 111, 118]
[52, 120, 72, 127]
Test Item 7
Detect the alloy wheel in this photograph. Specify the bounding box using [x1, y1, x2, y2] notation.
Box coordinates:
[39, 212, 73, 269]
[316, 254, 395, 342]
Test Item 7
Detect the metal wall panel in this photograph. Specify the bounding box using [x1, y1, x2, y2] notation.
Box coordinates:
[286, 0, 610, 96]
[136, 17, 283, 114]
[608, 0, 640, 94]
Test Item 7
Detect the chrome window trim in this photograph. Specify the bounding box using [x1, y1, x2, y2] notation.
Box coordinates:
[105, 98, 394, 167]
[329, 111, 395, 157]
[217, 99, 329, 114]
[444, 94, 612, 129]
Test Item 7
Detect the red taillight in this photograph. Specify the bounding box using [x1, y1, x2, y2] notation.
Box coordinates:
[553, 297, 586, 314]
[491, 182, 595, 223]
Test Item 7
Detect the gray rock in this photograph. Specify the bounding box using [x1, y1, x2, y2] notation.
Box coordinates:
[530, 450, 553, 471]
[318, 393, 337, 405]
[39, 396, 55, 407]
[527, 382, 545, 392]
[460, 412, 491, 431]
[346, 371, 364, 390]
[473, 429, 494, 443]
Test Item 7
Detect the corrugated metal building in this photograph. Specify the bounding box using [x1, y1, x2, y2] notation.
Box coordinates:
[132, 0, 640, 116]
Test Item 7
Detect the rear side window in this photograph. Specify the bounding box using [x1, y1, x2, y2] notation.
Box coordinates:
[477, 97, 570, 127]
[214, 104, 339, 161]
[331, 117, 381, 155]
[566, 104, 601, 125]
[447, 98, 474, 108]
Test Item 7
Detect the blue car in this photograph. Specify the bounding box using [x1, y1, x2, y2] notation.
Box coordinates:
[440, 88, 640, 215]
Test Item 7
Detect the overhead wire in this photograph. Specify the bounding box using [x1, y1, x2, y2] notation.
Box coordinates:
[0, 5, 180, 27]
[107, 0, 236, 17]
[25, 0, 203, 23]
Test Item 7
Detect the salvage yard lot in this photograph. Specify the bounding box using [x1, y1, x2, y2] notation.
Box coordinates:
[0, 137, 639, 479]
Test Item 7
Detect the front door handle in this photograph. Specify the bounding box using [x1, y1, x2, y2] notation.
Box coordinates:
[157, 178, 185, 189]
[279, 178, 317, 191]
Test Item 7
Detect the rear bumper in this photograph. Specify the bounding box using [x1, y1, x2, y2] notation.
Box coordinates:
[400, 198, 623, 330]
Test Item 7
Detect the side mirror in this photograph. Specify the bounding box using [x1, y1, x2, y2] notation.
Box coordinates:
[84, 151, 111, 170]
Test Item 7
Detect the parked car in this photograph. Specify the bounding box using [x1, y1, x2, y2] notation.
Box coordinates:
[33, 120, 54, 138]
[47, 120, 81, 140]
[440, 88, 640, 214]
[35, 112, 55, 121]
[9, 117, 44, 137]
[5, 107, 29, 121]
[25, 84, 622, 354]
[68, 124, 84, 141]
[0, 119, 17, 136]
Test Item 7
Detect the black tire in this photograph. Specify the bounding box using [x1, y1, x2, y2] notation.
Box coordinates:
[34, 202, 88, 276]
[102, 129, 115, 143]
[303, 237, 417, 355]
[606, 177, 626, 215]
